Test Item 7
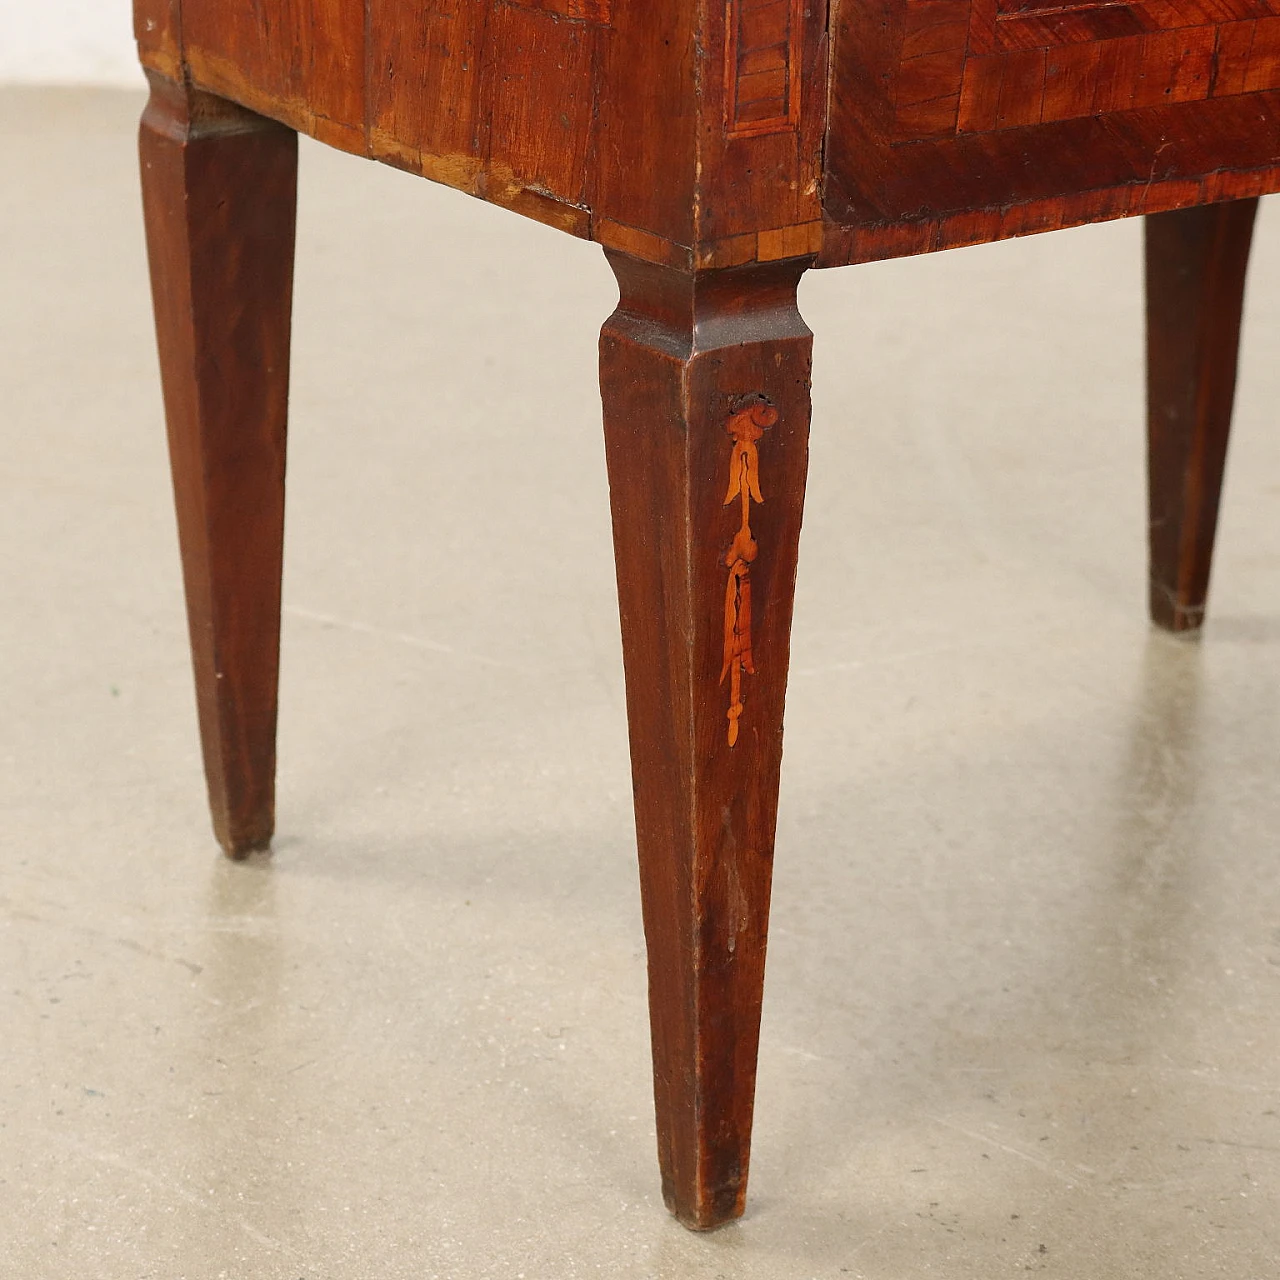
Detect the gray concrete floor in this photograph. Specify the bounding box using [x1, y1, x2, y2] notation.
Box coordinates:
[2, 87, 1279, 1278]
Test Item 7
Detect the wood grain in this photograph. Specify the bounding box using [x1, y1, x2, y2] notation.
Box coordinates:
[139, 73, 295, 857]
[600, 251, 813, 1229]
[1146, 198, 1259, 632]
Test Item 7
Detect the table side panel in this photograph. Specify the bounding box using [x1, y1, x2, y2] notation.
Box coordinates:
[137, 0, 828, 264]
[170, 0, 705, 253]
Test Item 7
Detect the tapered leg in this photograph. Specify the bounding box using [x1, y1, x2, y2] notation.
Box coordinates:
[1145, 197, 1258, 633]
[600, 251, 813, 1230]
[140, 73, 297, 856]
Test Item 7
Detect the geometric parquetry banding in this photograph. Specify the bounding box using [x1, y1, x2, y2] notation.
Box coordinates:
[892, 0, 1280, 143]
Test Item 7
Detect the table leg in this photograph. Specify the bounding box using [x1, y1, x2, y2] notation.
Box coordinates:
[599, 250, 813, 1229]
[1145, 197, 1259, 633]
[139, 72, 297, 856]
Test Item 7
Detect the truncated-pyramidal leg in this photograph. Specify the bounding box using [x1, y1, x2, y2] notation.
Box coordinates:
[599, 251, 814, 1228]
[140, 73, 297, 855]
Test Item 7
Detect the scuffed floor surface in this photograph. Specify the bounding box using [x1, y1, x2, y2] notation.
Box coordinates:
[2, 87, 1279, 1279]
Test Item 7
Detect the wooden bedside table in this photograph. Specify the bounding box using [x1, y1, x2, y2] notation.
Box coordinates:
[135, 0, 1271, 1230]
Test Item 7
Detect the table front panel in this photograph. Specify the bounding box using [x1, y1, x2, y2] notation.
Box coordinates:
[823, 0, 1280, 259]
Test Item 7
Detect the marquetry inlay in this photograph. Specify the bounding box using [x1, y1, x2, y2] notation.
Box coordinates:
[720, 394, 778, 747]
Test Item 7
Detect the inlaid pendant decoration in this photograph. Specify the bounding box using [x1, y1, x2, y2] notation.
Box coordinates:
[721, 394, 778, 746]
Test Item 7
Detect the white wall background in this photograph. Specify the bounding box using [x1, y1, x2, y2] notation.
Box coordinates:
[1, 0, 143, 86]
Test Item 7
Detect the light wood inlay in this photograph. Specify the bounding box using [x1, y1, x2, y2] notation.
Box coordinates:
[720, 395, 778, 746]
